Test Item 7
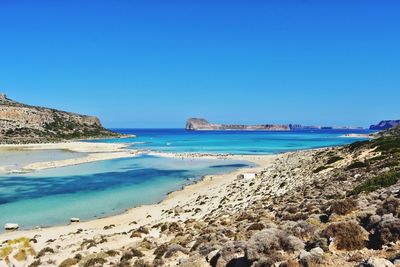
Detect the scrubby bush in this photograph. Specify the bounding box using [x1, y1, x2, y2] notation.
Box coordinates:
[153, 243, 169, 259]
[164, 244, 189, 258]
[326, 156, 343, 164]
[132, 259, 151, 267]
[313, 166, 330, 173]
[368, 216, 400, 249]
[120, 248, 144, 262]
[35, 247, 54, 258]
[213, 241, 248, 267]
[247, 222, 265, 231]
[59, 258, 79, 267]
[286, 221, 318, 239]
[376, 196, 400, 217]
[350, 171, 399, 195]
[322, 221, 366, 250]
[83, 257, 107, 267]
[246, 228, 304, 264]
[329, 198, 357, 215]
[348, 141, 370, 151]
[28, 260, 41, 267]
[346, 161, 368, 170]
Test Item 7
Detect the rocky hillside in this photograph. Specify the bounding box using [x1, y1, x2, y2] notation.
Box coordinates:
[0, 93, 120, 144]
[370, 120, 400, 130]
[186, 118, 290, 131]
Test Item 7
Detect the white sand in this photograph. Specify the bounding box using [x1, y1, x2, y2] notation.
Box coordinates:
[0, 142, 141, 173]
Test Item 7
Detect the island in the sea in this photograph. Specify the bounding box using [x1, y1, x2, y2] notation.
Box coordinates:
[186, 118, 364, 131]
[0, 93, 121, 144]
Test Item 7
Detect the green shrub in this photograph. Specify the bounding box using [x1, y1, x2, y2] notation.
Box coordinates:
[374, 137, 400, 152]
[326, 156, 343, 165]
[313, 165, 330, 173]
[59, 258, 79, 267]
[348, 140, 370, 151]
[350, 171, 400, 195]
[346, 161, 368, 170]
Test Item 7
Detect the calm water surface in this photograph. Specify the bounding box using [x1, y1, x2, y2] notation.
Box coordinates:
[0, 129, 372, 231]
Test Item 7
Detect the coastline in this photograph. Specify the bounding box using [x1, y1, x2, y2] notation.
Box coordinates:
[0, 142, 141, 173]
[0, 151, 275, 248]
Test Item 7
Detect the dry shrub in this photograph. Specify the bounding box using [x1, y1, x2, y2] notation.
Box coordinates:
[164, 244, 189, 258]
[13, 249, 27, 261]
[83, 257, 107, 267]
[246, 228, 304, 264]
[132, 259, 151, 267]
[120, 247, 144, 262]
[376, 196, 400, 217]
[153, 243, 168, 259]
[322, 221, 366, 250]
[329, 198, 357, 215]
[36, 247, 54, 258]
[213, 241, 248, 267]
[28, 260, 41, 267]
[247, 222, 265, 231]
[59, 258, 79, 267]
[369, 216, 400, 249]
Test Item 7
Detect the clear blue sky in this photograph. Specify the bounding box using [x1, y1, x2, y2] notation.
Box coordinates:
[0, 1, 399, 128]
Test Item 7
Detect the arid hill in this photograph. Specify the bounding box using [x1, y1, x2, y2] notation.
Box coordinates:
[0, 93, 121, 144]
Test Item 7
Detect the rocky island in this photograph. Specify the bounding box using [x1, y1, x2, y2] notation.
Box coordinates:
[186, 118, 291, 131]
[186, 118, 363, 131]
[0, 93, 121, 144]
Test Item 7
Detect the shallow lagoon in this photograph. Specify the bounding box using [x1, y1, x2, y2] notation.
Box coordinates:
[0, 155, 250, 230]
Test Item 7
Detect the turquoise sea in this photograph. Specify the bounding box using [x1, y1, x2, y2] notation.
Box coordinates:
[0, 129, 372, 231]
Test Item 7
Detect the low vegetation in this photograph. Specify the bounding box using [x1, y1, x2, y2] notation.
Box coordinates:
[350, 171, 400, 195]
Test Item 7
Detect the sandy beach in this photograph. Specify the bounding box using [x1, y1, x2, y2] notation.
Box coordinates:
[0, 142, 141, 173]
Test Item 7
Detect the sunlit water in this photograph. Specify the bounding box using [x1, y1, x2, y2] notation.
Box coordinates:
[96, 129, 372, 154]
[0, 155, 251, 230]
[0, 129, 372, 231]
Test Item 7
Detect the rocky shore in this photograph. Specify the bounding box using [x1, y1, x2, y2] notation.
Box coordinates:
[1, 127, 400, 267]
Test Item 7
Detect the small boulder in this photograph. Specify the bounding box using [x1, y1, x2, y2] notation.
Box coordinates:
[359, 257, 394, 267]
[310, 247, 324, 258]
[4, 223, 19, 230]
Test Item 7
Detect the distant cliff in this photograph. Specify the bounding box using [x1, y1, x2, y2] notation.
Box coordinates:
[186, 118, 364, 131]
[186, 118, 290, 131]
[370, 120, 400, 130]
[0, 93, 121, 144]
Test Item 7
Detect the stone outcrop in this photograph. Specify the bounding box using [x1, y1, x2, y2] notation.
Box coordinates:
[186, 118, 290, 131]
[370, 120, 400, 130]
[0, 93, 121, 144]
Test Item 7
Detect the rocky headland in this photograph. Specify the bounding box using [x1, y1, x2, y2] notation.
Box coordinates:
[370, 120, 400, 130]
[0, 93, 121, 144]
[1, 126, 400, 266]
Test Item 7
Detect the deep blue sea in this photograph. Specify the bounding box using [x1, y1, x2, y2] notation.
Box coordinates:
[103, 128, 372, 154]
[0, 128, 373, 231]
